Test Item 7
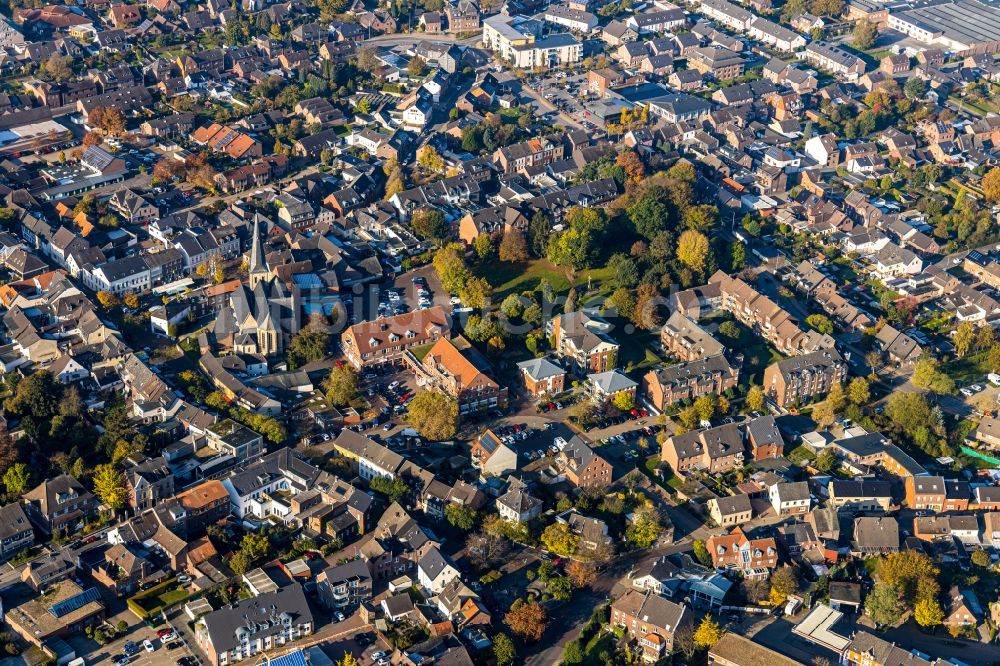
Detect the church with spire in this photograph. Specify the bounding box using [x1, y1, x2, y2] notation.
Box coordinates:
[213, 218, 301, 356]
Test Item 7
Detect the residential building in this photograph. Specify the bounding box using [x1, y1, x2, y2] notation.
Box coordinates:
[661, 423, 745, 478]
[23, 473, 97, 535]
[828, 479, 892, 513]
[763, 349, 847, 408]
[316, 559, 372, 609]
[0, 502, 34, 560]
[556, 436, 613, 487]
[853, 516, 900, 554]
[195, 584, 313, 666]
[6, 579, 105, 647]
[660, 311, 725, 361]
[708, 494, 753, 527]
[516, 357, 566, 399]
[470, 428, 518, 477]
[802, 42, 866, 79]
[769, 482, 811, 515]
[642, 355, 740, 412]
[610, 590, 692, 663]
[419, 336, 507, 414]
[551, 310, 619, 376]
[709, 633, 803, 666]
[341, 306, 450, 368]
[482, 14, 582, 68]
[705, 527, 778, 575]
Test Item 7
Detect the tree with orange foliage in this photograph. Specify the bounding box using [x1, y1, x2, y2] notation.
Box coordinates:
[504, 599, 548, 643]
[566, 561, 597, 589]
[616, 150, 646, 185]
[82, 132, 101, 148]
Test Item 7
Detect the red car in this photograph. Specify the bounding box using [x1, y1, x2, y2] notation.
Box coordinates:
[157, 629, 173, 639]
[398, 392, 411, 404]
[303, 551, 318, 560]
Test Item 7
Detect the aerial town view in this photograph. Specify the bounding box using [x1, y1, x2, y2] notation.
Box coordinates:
[3, 0, 1000, 664]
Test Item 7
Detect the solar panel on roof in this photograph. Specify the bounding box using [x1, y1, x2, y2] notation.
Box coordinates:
[49, 587, 102, 618]
[267, 649, 307, 666]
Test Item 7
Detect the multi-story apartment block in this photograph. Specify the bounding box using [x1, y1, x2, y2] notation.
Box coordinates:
[763, 349, 847, 408]
[557, 437, 613, 487]
[420, 337, 507, 414]
[551, 310, 619, 377]
[709, 271, 835, 356]
[660, 311, 725, 361]
[482, 14, 582, 68]
[341, 306, 450, 369]
[195, 584, 313, 666]
[516, 357, 566, 399]
[642, 355, 739, 412]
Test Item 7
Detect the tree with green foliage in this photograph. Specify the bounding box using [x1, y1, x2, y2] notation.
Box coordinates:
[912, 356, 955, 394]
[853, 18, 878, 49]
[903, 76, 926, 100]
[324, 364, 358, 407]
[806, 314, 834, 335]
[746, 385, 765, 412]
[954, 321, 976, 358]
[693, 539, 712, 566]
[677, 230, 710, 273]
[473, 233, 495, 261]
[230, 550, 251, 576]
[865, 582, 903, 627]
[493, 633, 516, 666]
[814, 448, 838, 473]
[241, 532, 271, 561]
[914, 598, 944, 628]
[971, 549, 990, 568]
[2, 462, 30, 495]
[370, 476, 410, 503]
[625, 505, 663, 549]
[612, 392, 634, 412]
[848, 377, 870, 405]
[444, 503, 477, 531]
[411, 208, 449, 242]
[287, 315, 330, 368]
[406, 391, 459, 440]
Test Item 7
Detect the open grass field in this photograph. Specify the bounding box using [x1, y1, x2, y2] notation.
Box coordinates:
[476, 259, 614, 299]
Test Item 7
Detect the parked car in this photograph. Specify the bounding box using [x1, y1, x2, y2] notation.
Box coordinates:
[143, 640, 155, 653]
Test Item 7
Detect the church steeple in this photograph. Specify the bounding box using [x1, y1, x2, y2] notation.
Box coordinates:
[248, 216, 269, 289]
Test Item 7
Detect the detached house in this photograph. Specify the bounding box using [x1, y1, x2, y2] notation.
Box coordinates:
[705, 527, 778, 575]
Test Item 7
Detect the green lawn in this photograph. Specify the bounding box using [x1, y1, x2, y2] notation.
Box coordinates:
[618, 329, 665, 373]
[787, 444, 817, 464]
[705, 316, 783, 385]
[475, 259, 613, 299]
[944, 351, 990, 385]
[411, 343, 434, 362]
